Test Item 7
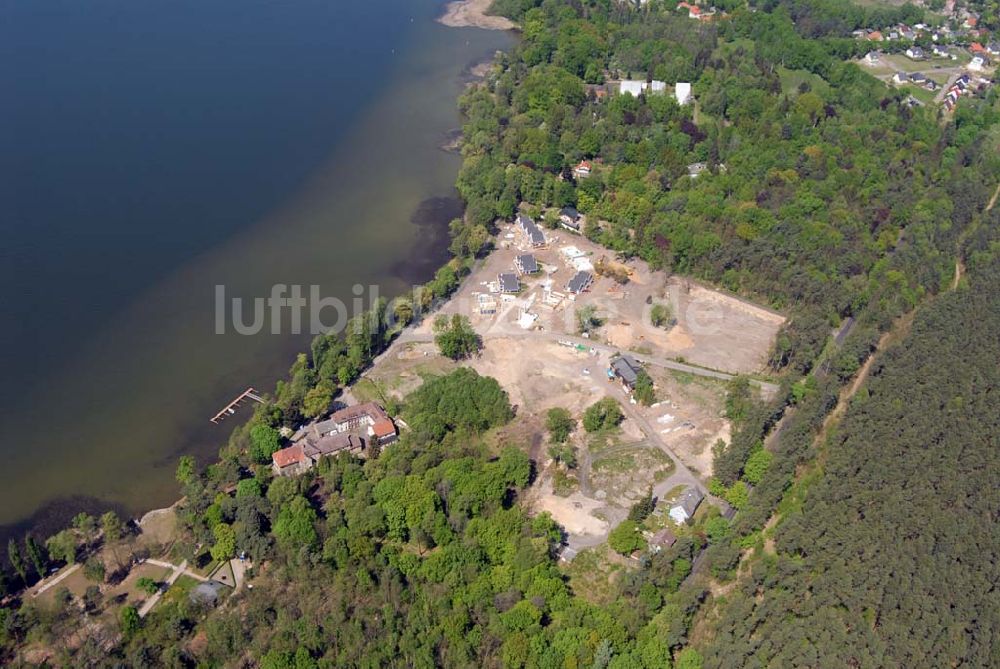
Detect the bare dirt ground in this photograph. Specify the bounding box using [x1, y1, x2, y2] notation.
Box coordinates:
[359, 224, 780, 556]
[639, 368, 730, 478]
[528, 479, 609, 537]
[415, 223, 784, 375]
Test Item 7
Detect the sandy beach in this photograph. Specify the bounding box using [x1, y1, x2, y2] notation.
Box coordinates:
[438, 0, 516, 31]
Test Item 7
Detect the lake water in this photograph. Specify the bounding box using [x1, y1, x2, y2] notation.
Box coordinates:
[0, 0, 512, 533]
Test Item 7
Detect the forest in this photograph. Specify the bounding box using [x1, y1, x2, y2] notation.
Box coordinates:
[700, 219, 1000, 667]
[1, 0, 998, 666]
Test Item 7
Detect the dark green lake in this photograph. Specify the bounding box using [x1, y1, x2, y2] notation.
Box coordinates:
[0, 0, 511, 532]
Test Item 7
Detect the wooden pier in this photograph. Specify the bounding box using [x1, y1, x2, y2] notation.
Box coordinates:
[210, 387, 265, 424]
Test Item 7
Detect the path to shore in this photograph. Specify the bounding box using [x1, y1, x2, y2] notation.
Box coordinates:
[138, 558, 210, 618]
[438, 0, 516, 31]
[32, 563, 81, 597]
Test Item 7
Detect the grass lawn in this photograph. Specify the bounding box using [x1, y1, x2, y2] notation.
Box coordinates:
[778, 67, 831, 98]
[350, 377, 386, 404]
[552, 469, 578, 497]
[563, 544, 632, 605]
[900, 84, 936, 104]
[161, 575, 199, 607]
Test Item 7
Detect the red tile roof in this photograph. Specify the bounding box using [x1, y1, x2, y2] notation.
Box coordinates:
[372, 418, 397, 438]
[272, 444, 305, 468]
[970, 42, 986, 53]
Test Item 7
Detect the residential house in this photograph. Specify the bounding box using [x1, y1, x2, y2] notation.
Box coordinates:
[932, 44, 950, 58]
[964, 16, 978, 29]
[619, 79, 667, 96]
[566, 270, 593, 294]
[498, 272, 520, 293]
[271, 428, 368, 476]
[609, 354, 643, 391]
[669, 488, 705, 524]
[676, 2, 699, 18]
[909, 72, 927, 84]
[675, 81, 692, 105]
[572, 160, 592, 179]
[970, 42, 987, 55]
[619, 80, 644, 96]
[988, 42, 1000, 57]
[649, 529, 677, 553]
[892, 71, 909, 84]
[328, 402, 398, 445]
[969, 55, 986, 71]
[687, 161, 708, 178]
[923, 79, 939, 91]
[864, 51, 880, 65]
[515, 254, 538, 275]
[517, 213, 546, 247]
[305, 433, 362, 461]
[559, 206, 582, 231]
[272, 444, 310, 477]
[867, 30, 883, 41]
[900, 27, 916, 41]
[905, 46, 924, 60]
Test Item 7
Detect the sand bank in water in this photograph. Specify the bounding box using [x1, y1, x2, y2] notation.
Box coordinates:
[438, 0, 516, 31]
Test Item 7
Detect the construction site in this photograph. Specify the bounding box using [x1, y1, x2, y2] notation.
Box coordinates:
[354, 221, 785, 557]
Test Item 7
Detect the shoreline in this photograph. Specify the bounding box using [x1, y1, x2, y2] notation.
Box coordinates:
[437, 0, 517, 31]
[138, 21, 506, 536]
[5, 4, 514, 568]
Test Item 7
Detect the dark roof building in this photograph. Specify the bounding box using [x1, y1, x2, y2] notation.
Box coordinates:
[566, 270, 593, 294]
[303, 433, 359, 460]
[651, 528, 677, 551]
[190, 580, 228, 607]
[515, 254, 538, 275]
[517, 214, 546, 246]
[498, 272, 520, 293]
[610, 354, 643, 389]
[559, 207, 582, 231]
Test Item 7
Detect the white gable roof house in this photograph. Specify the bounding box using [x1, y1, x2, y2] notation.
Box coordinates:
[675, 82, 692, 105]
[669, 487, 705, 524]
[619, 79, 667, 96]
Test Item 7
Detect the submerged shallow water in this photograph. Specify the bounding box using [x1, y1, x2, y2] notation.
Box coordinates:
[0, 0, 512, 534]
